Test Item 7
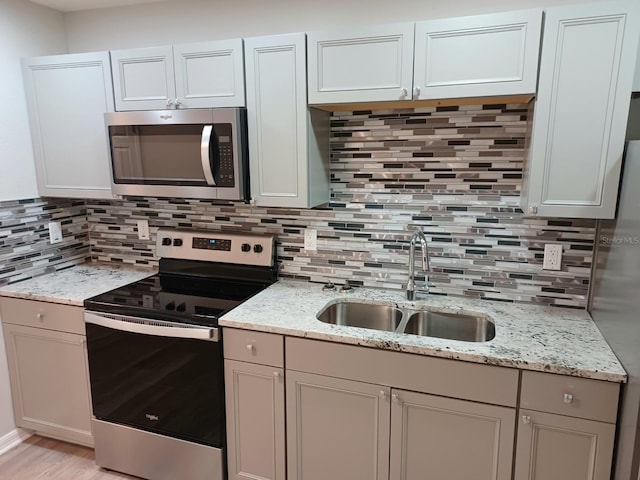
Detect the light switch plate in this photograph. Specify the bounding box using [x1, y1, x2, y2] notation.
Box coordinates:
[543, 244, 563, 270]
[137, 219, 150, 240]
[48, 221, 62, 244]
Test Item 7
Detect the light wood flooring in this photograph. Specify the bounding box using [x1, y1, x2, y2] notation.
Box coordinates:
[0, 435, 139, 479]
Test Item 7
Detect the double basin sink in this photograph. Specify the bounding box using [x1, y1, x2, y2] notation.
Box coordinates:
[316, 300, 495, 343]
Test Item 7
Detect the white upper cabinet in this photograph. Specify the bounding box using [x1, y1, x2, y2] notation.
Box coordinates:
[307, 23, 415, 104]
[111, 39, 245, 111]
[414, 10, 542, 99]
[307, 10, 542, 104]
[244, 33, 331, 208]
[521, 1, 640, 218]
[22, 52, 115, 199]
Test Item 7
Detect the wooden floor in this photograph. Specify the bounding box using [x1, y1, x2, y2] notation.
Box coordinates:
[0, 435, 139, 479]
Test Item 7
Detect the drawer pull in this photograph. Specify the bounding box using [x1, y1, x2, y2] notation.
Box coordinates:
[563, 393, 574, 404]
[392, 393, 400, 403]
[246, 344, 255, 352]
[36, 313, 44, 321]
[380, 390, 387, 399]
[273, 372, 280, 379]
[522, 415, 531, 424]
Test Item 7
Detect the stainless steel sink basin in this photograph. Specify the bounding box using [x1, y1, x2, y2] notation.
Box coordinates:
[403, 310, 495, 342]
[316, 299, 495, 342]
[316, 302, 403, 332]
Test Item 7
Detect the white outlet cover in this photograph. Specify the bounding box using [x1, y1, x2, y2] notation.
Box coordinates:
[304, 229, 317, 251]
[48, 221, 62, 244]
[543, 244, 563, 271]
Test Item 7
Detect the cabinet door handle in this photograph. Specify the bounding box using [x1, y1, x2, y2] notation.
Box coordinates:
[400, 88, 408, 98]
[36, 313, 44, 321]
[530, 205, 538, 215]
[413, 86, 421, 98]
[246, 344, 255, 352]
[273, 371, 280, 379]
[166, 99, 174, 107]
[563, 393, 574, 404]
[391, 393, 400, 403]
[380, 390, 387, 399]
[174, 99, 181, 108]
[522, 415, 531, 424]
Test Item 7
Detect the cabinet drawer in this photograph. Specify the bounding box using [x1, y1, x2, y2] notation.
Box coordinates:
[223, 328, 284, 367]
[0, 298, 84, 335]
[520, 371, 619, 423]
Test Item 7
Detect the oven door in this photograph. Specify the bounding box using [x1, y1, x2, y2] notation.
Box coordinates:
[84, 311, 225, 448]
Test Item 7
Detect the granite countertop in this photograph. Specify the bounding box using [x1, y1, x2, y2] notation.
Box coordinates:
[0, 263, 154, 306]
[220, 280, 627, 383]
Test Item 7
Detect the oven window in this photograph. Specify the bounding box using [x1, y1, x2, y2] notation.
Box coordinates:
[109, 124, 208, 186]
[86, 323, 225, 448]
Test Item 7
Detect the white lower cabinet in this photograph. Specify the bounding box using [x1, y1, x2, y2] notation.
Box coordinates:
[285, 337, 517, 480]
[224, 329, 286, 480]
[390, 389, 515, 480]
[514, 410, 615, 480]
[225, 332, 621, 480]
[0, 298, 93, 446]
[286, 371, 390, 480]
[514, 371, 619, 480]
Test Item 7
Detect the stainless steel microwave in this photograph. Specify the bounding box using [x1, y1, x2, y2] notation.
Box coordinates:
[105, 108, 248, 201]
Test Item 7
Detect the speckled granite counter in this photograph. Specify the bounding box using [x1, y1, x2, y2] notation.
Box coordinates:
[220, 280, 627, 383]
[0, 263, 154, 306]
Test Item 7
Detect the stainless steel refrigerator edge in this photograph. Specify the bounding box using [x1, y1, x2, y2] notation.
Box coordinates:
[590, 94, 640, 480]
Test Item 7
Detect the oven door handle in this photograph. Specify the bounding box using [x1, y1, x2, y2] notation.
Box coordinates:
[85, 311, 219, 342]
[200, 125, 217, 186]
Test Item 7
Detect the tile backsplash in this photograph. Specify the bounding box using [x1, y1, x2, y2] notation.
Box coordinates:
[86, 102, 597, 308]
[0, 198, 89, 286]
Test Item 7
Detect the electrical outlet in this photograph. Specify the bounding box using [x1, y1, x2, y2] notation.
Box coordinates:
[137, 219, 150, 240]
[304, 229, 317, 251]
[543, 244, 563, 270]
[48, 221, 62, 244]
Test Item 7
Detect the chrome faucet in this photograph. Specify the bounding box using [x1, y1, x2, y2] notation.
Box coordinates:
[406, 229, 430, 300]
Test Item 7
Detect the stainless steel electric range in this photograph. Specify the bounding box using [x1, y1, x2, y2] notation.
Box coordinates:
[84, 228, 277, 480]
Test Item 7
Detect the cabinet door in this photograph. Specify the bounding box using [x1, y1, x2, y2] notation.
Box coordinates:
[245, 33, 330, 208]
[225, 360, 285, 480]
[389, 389, 515, 480]
[22, 52, 115, 199]
[414, 10, 542, 99]
[173, 39, 245, 108]
[308, 23, 415, 103]
[514, 409, 616, 480]
[522, 1, 640, 218]
[111, 46, 176, 111]
[286, 370, 390, 480]
[2, 323, 93, 447]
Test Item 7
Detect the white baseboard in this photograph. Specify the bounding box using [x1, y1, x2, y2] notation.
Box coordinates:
[0, 428, 31, 456]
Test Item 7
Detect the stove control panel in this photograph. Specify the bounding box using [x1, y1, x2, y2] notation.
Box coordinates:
[156, 228, 275, 267]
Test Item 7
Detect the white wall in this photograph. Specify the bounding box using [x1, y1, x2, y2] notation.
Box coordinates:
[0, 0, 67, 202]
[0, 0, 66, 441]
[65, 0, 611, 52]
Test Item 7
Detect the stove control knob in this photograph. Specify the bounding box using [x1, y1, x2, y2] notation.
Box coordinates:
[241, 243, 251, 252]
[176, 303, 186, 312]
[166, 301, 176, 311]
[253, 244, 264, 253]
[173, 238, 183, 247]
[162, 237, 172, 246]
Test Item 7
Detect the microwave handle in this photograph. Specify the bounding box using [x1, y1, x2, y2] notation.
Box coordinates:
[200, 125, 217, 186]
